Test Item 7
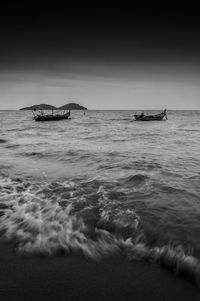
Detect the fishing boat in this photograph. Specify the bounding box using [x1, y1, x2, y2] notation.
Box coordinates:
[134, 109, 168, 121]
[33, 110, 71, 122]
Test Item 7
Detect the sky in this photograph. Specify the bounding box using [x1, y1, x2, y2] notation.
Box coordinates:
[0, 2, 200, 110]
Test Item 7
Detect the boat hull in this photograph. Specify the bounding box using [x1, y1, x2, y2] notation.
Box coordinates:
[134, 110, 167, 121]
[34, 113, 70, 122]
[134, 115, 166, 121]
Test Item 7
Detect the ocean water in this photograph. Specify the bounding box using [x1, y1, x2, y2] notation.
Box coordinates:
[0, 110, 200, 284]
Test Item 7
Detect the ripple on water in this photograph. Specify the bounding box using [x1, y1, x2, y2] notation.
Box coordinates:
[0, 139, 7, 143]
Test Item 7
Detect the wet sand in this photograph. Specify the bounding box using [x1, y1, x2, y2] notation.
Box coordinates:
[0, 243, 200, 301]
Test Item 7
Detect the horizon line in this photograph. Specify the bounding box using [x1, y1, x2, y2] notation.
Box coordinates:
[1, 109, 200, 111]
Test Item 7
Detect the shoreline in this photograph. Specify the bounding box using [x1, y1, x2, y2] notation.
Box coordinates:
[0, 243, 199, 301]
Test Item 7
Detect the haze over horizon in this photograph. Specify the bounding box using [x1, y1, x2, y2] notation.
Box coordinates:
[1, 3, 200, 110]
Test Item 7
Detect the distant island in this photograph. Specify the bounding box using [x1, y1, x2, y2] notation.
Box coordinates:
[20, 103, 88, 110]
[58, 103, 88, 110]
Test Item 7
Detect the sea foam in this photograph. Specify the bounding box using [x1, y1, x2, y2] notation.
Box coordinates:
[0, 175, 200, 287]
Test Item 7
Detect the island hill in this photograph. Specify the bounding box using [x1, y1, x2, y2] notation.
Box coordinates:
[20, 103, 88, 110]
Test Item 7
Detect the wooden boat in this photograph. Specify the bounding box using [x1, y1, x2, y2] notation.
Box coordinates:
[34, 110, 71, 122]
[134, 109, 168, 121]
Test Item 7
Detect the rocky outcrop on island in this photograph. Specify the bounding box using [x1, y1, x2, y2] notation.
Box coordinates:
[58, 103, 87, 110]
[20, 104, 57, 110]
[20, 103, 88, 110]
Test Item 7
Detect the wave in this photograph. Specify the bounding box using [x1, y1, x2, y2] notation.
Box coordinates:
[177, 129, 200, 133]
[122, 160, 162, 171]
[19, 151, 53, 158]
[108, 118, 133, 121]
[0, 177, 138, 258]
[112, 139, 127, 142]
[0, 175, 200, 287]
[127, 243, 200, 286]
[124, 174, 148, 185]
[5, 144, 20, 149]
[18, 150, 64, 159]
[0, 138, 7, 143]
[17, 150, 99, 162]
[155, 183, 199, 199]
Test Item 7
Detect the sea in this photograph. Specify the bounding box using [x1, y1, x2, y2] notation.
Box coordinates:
[0, 110, 200, 285]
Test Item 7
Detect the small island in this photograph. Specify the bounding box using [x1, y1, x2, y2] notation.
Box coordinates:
[20, 103, 88, 110]
[58, 103, 87, 110]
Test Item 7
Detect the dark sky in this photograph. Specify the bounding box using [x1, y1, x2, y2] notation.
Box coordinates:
[1, 2, 200, 109]
[1, 2, 200, 66]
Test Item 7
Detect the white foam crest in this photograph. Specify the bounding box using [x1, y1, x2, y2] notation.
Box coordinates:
[96, 185, 110, 207]
[100, 208, 139, 229]
[95, 185, 140, 236]
[0, 187, 127, 259]
[1, 176, 200, 286]
[127, 243, 200, 286]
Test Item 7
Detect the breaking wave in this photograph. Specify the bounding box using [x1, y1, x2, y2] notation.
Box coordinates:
[0, 175, 200, 287]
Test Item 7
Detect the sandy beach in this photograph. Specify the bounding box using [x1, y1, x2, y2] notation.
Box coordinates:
[0, 243, 199, 301]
